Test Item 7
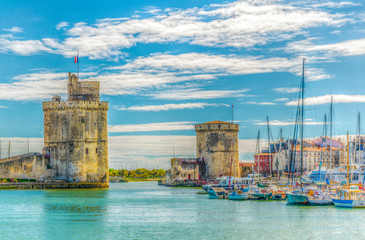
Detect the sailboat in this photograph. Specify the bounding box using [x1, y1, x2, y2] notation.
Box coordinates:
[332, 131, 365, 207]
[286, 59, 309, 205]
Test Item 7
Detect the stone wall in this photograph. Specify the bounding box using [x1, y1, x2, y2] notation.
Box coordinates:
[170, 158, 200, 182]
[195, 121, 240, 178]
[0, 153, 54, 180]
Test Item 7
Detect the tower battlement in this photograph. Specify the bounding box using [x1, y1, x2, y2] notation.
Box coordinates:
[195, 121, 239, 132]
[43, 100, 108, 111]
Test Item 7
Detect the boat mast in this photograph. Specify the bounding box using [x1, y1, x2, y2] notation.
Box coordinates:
[256, 130, 261, 180]
[300, 59, 305, 187]
[329, 95, 333, 182]
[8, 141, 10, 158]
[267, 116, 272, 178]
[357, 112, 360, 164]
[278, 128, 282, 180]
[228, 154, 233, 189]
[351, 134, 355, 182]
[347, 131, 349, 184]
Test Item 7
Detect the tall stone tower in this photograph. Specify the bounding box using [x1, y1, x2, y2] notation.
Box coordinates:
[42, 73, 109, 185]
[195, 120, 239, 179]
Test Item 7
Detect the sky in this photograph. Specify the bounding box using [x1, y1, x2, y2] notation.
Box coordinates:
[0, 0, 365, 168]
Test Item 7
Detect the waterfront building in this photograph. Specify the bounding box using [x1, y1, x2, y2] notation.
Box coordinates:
[43, 73, 109, 183]
[254, 153, 274, 177]
[0, 73, 109, 188]
[195, 120, 240, 179]
[240, 162, 254, 177]
[255, 137, 347, 176]
[165, 158, 201, 183]
[165, 120, 242, 184]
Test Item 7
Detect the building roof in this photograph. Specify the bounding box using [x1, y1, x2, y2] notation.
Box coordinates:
[254, 153, 275, 156]
[239, 162, 254, 167]
[202, 120, 233, 125]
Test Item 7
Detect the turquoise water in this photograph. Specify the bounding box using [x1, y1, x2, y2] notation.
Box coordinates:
[1, 182, 365, 240]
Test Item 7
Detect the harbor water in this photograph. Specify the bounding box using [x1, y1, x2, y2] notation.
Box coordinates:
[1, 182, 364, 239]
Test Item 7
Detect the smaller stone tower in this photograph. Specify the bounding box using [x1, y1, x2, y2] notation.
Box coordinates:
[42, 73, 108, 185]
[195, 121, 239, 179]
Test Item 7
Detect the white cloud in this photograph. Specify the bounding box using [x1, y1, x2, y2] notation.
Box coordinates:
[311, 1, 361, 8]
[109, 121, 195, 133]
[286, 38, 365, 58]
[274, 98, 289, 101]
[0, 36, 54, 55]
[91, 53, 311, 97]
[3, 51, 328, 101]
[274, 87, 300, 93]
[286, 94, 365, 106]
[90, 71, 217, 96]
[112, 53, 296, 75]
[0, 72, 97, 101]
[246, 102, 277, 105]
[0, 1, 352, 59]
[331, 30, 341, 34]
[56, 21, 69, 30]
[2, 27, 23, 33]
[116, 102, 229, 112]
[304, 67, 333, 81]
[150, 88, 250, 100]
[254, 120, 323, 126]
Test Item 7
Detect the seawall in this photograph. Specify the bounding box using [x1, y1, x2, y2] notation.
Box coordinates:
[0, 182, 109, 190]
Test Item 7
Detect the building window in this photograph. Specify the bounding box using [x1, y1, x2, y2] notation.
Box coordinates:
[96, 148, 98, 153]
[81, 116, 85, 123]
[23, 165, 26, 170]
[86, 148, 88, 154]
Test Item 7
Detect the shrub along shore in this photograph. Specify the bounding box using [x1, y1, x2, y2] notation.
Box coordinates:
[109, 168, 165, 181]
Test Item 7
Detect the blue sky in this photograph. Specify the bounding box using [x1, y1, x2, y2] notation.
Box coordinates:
[0, 0, 365, 168]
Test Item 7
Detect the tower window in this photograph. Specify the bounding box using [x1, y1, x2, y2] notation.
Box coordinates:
[86, 148, 88, 154]
[23, 165, 26, 170]
[96, 148, 98, 153]
[81, 116, 85, 123]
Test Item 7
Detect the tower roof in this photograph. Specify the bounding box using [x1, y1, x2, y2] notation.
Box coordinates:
[202, 120, 233, 124]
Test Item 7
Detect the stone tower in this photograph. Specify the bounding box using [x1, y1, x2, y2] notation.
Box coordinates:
[195, 120, 239, 179]
[42, 73, 109, 185]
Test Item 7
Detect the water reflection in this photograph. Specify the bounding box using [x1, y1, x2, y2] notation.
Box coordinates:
[41, 189, 109, 239]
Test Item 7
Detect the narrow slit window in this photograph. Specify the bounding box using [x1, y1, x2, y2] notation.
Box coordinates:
[86, 148, 88, 154]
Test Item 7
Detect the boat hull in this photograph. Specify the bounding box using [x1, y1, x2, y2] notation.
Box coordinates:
[271, 194, 286, 200]
[286, 193, 308, 204]
[251, 193, 271, 200]
[207, 189, 227, 199]
[308, 199, 332, 205]
[332, 199, 365, 208]
[228, 192, 248, 200]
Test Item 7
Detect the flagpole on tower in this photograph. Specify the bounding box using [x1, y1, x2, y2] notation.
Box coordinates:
[232, 104, 234, 124]
[77, 51, 79, 79]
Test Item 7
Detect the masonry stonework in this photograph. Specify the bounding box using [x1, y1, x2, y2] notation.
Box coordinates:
[195, 121, 240, 179]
